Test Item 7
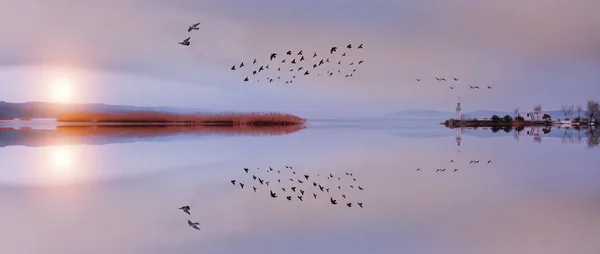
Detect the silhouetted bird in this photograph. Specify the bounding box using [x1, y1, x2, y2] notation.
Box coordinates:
[266, 181, 270, 186]
[231, 180, 236, 185]
[188, 220, 201, 230]
[298, 50, 303, 55]
[266, 64, 269, 69]
[338, 61, 341, 65]
[337, 186, 341, 190]
[313, 193, 317, 199]
[318, 185, 324, 192]
[326, 188, 330, 193]
[350, 185, 354, 188]
[487, 160, 492, 163]
[179, 206, 191, 215]
[347, 44, 352, 49]
[358, 186, 364, 190]
[487, 86, 492, 89]
[330, 46, 338, 54]
[454, 169, 459, 172]
[304, 70, 309, 75]
[270, 190, 277, 198]
[416, 78, 421, 81]
[188, 23, 201, 32]
[347, 202, 352, 207]
[287, 196, 292, 201]
[450, 86, 456, 89]
[298, 196, 304, 201]
[304, 174, 309, 180]
[239, 183, 244, 189]
[231, 65, 236, 71]
[337, 177, 341, 180]
[358, 60, 364, 64]
[253, 59, 257, 64]
[270, 53, 277, 61]
[240, 62, 244, 68]
[298, 179, 304, 184]
[358, 202, 363, 208]
[281, 59, 286, 63]
[330, 73, 334, 77]
[300, 189, 305, 195]
[259, 179, 264, 185]
[358, 44, 363, 49]
[313, 64, 317, 69]
[350, 62, 354, 65]
[416, 168, 421, 171]
[319, 60, 324, 66]
[277, 67, 281, 71]
[326, 58, 330, 62]
[244, 168, 249, 173]
[342, 194, 346, 199]
[313, 52, 317, 57]
[253, 175, 257, 180]
[253, 70, 257, 75]
[330, 174, 333, 178]
[450, 160, 455, 163]
[342, 53, 346, 56]
[298, 67, 303, 71]
[244, 77, 249, 82]
[330, 197, 338, 205]
[291, 59, 296, 64]
[282, 187, 286, 192]
[291, 187, 296, 192]
[278, 179, 281, 183]
[253, 187, 257, 192]
[313, 182, 317, 186]
[454, 78, 459, 81]
[259, 66, 264, 72]
[300, 56, 305, 61]
[179, 37, 191, 46]
[287, 51, 292, 55]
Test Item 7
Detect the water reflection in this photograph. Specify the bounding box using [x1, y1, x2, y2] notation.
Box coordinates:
[453, 126, 599, 148]
[1, 119, 599, 254]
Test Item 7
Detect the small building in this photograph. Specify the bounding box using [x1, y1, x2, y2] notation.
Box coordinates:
[455, 97, 462, 120]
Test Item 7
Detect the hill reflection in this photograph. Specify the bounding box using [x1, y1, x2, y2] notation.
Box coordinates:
[0, 125, 305, 147]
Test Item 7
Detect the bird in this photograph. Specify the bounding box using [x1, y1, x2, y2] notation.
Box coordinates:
[350, 185, 354, 188]
[350, 62, 354, 65]
[298, 50, 303, 55]
[298, 196, 304, 201]
[313, 64, 317, 69]
[330, 46, 338, 54]
[474, 86, 480, 89]
[286, 196, 292, 201]
[244, 77, 249, 82]
[304, 70, 309, 75]
[319, 59, 324, 66]
[258, 179, 264, 185]
[450, 86, 456, 89]
[440, 78, 446, 81]
[358, 60, 364, 65]
[454, 169, 459, 172]
[347, 44, 352, 49]
[450, 160, 455, 163]
[330, 174, 333, 178]
[358, 202, 363, 208]
[253, 59, 257, 64]
[298, 67, 303, 71]
[258, 66, 264, 72]
[231, 65, 236, 71]
[342, 53, 346, 57]
[326, 188, 330, 193]
[252, 70, 257, 75]
[188, 220, 201, 230]
[337, 61, 341, 65]
[313, 193, 317, 199]
[291, 59, 296, 64]
[453, 78, 459, 81]
[358, 186, 364, 190]
[278, 179, 281, 183]
[253, 187, 257, 192]
[281, 59, 286, 63]
[304, 174, 309, 180]
[240, 62, 244, 68]
[342, 194, 346, 199]
[300, 189, 305, 195]
[286, 51, 292, 55]
[188, 23, 201, 32]
[298, 179, 304, 184]
[416, 78, 421, 81]
[487, 160, 492, 163]
[318, 185, 324, 192]
[239, 183, 244, 189]
[270, 53, 277, 61]
[270, 190, 277, 198]
[487, 86, 492, 89]
[291, 187, 297, 192]
[231, 180, 236, 185]
[178, 206, 191, 215]
[300, 56, 305, 61]
[358, 44, 363, 49]
[179, 37, 191, 46]
[313, 182, 317, 186]
[253, 175, 257, 180]
[313, 52, 317, 57]
[337, 186, 342, 190]
[266, 181, 270, 186]
[347, 202, 352, 207]
[244, 168, 249, 173]
[330, 197, 338, 205]
[416, 168, 421, 171]
[282, 187, 286, 192]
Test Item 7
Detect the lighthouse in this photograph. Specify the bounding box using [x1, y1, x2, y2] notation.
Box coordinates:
[455, 97, 462, 120]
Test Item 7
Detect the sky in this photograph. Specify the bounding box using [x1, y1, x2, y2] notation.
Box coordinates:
[0, 0, 599, 117]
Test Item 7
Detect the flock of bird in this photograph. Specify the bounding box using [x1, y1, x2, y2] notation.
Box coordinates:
[177, 205, 202, 231]
[415, 77, 493, 90]
[416, 159, 492, 172]
[231, 45, 365, 84]
[231, 166, 365, 208]
[178, 22, 366, 85]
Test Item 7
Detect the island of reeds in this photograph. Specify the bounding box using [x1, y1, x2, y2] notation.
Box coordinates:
[56, 111, 306, 126]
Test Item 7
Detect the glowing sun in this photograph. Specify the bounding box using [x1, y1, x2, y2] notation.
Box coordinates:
[51, 78, 73, 103]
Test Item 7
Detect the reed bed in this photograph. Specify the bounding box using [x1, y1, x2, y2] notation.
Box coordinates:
[55, 125, 305, 137]
[56, 111, 306, 126]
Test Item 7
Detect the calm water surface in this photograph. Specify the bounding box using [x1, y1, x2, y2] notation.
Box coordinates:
[1, 119, 599, 254]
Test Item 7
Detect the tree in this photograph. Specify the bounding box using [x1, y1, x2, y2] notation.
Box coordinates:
[561, 104, 573, 118]
[586, 100, 600, 123]
[491, 115, 501, 123]
[533, 105, 542, 121]
[542, 113, 551, 121]
[515, 115, 525, 122]
[503, 115, 513, 122]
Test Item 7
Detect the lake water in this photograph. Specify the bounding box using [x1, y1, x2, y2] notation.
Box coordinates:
[1, 119, 599, 254]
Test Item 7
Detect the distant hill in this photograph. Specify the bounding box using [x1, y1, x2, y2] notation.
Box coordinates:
[389, 109, 588, 120]
[0, 101, 216, 118]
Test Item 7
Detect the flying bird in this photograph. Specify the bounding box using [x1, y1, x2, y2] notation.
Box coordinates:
[330, 197, 338, 205]
[342, 53, 346, 57]
[298, 50, 303, 55]
[287, 51, 292, 55]
[298, 196, 304, 201]
[270, 190, 277, 198]
[179, 206, 191, 215]
[244, 168, 249, 173]
[231, 180, 236, 185]
[304, 174, 310, 180]
[287, 196, 292, 201]
[358, 202, 363, 208]
[244, 77, 249, 82]
[453, 78, 459, 81]
[313, 193, 317, 199]
[416, 78, 421, 81]
[347, 44, 352, 49]
[358, 60, 364, 64]
[270, 53, 277, 60]
[188, 23, 200, 32]
[358, 186, 364, 190]
[179, 37, 191, 46]
[487, 86, 492, 89]
[346, 202, 352, 207]
[330, 46, 338, 54]
[253, 187, 257, 192]
[291, 187, 297, 192]
[300, 189, 305, 195]
[231, 65, 236, 71]
[239, 183, 244, 189]
[488, 160, 492, 163]
[341, 194, 346, 199]
[188, 220, 201, 230]
[358, 44, 363, 49]
[313, 52, 317, 57]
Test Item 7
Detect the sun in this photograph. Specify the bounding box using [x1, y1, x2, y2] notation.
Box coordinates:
[51, 78, 73, 103]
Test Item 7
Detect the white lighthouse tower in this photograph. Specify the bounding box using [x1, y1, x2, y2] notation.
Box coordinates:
[455, 97, 462, 120]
